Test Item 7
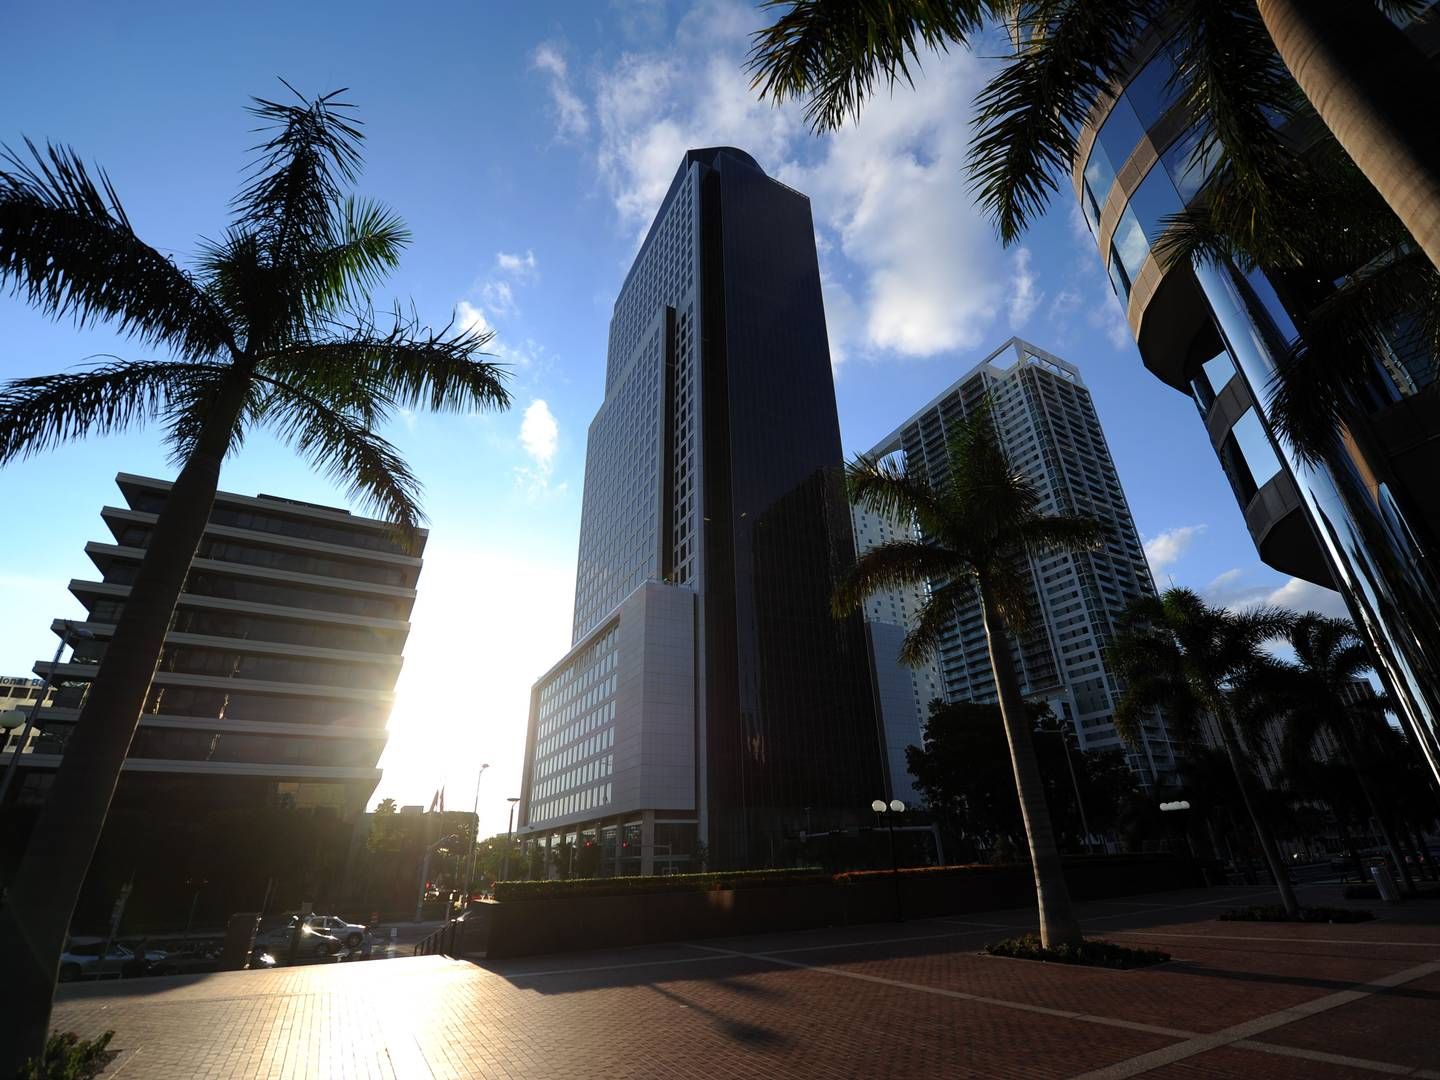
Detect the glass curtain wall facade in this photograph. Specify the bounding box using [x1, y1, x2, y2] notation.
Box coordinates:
[6, 473, 422, 924]
[519, 147, 885, 872]
[868, 340, 1175, 783]
[1063, 17, 1440, 784]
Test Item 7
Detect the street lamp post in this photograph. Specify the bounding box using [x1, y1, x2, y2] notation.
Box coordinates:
[872, 798, 907, 922]
[499, 797, 521, 882]
[0, 620, 93, 805]
[464, 762, 490, 897]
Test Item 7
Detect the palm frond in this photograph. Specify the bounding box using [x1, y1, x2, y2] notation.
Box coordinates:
[968, 0, 1152, 244]
[747, 0, 987, 133]
[898, 584, 964, 667]
[261, 305, 510, 417]
[1016, 513, 1103, 558]
[303, 197, 410, 312]
[1171, 0, 1304, 252]
[0, 359, 221, 464]
[257, 380, 424, 543]
[0, 139, 231, 359]
[833, 539, 958, 617]
[844, 452, 949, 538]
[234, 83, 363, 258]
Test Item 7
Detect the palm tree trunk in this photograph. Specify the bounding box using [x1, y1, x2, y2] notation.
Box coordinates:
[979, 587, 1082, 948]
[0, 375, 248, 1073]
[1257, 0, 1440, 275]
[1217, 713, 1300, 915]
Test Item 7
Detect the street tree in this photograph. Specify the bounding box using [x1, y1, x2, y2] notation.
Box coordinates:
[0, 85, 510, 1068]
[833, 404, 1101, 947]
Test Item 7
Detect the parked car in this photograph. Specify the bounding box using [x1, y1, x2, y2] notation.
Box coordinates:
[254, 915, 360, 958]
[148, 947, 221, 976]
[307, 915, 368, 948]
[59, 940, 168, 982]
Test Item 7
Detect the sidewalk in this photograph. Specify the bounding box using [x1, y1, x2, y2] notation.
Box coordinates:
[51, 882, 1440, 1079]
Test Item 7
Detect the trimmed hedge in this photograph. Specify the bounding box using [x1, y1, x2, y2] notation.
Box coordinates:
[493, 867, 830, 902]
[1220, 904, 1375, 923]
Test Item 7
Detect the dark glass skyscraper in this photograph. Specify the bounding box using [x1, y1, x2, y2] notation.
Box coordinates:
[518, 148, 884, 871]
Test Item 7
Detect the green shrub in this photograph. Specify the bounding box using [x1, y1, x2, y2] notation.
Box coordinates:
[834, 863, 1003, 883]
[984, 934, 1170, 969]
[18, 1031, 115, 1080]
[1219, 905, 1375, 923]
[494, 867, 829, 902]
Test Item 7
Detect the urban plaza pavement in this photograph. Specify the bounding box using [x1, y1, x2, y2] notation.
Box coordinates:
[51, 882, 1440, 1079]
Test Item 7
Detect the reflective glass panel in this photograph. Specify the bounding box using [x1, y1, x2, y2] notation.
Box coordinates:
[1126, 44, 1182, 129]
[1107, 242, 1132, 301]
[1095, 96, 1145, 182]
[1084, 142, 1116, 216]
[1112, 204, 1149, 285]
[1128, 165, 1183, 251]
[1161, 125, 1222, 202]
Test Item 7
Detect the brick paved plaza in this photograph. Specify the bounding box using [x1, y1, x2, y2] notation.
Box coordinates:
[52, 883, 1440, 1079]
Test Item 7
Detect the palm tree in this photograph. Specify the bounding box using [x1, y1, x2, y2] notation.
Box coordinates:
[0, 86, 509, 1067]
[1277, 613, 1416, 893]
[748, 2, 1440, 460]
[832, 405, 1101, 947]
[1107, 588, 1301, 915]
[749, 1, 1440, 269]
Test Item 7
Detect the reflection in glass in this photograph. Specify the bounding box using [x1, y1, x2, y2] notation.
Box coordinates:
[1201, 351, 1237, 397]
[1231, 408, 1283, 492]
[1126, 43, 1182, 129]
[1112, 204, 1149, 285]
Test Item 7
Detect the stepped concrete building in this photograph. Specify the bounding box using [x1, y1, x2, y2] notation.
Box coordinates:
[1058, 10, 1440, 783]
[517, 147, 885, 873]
[866, 339, 1174, 784]
[6, 473, 422, 924]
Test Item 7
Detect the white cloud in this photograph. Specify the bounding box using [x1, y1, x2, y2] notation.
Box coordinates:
[1007, 248, 1042, 329]
[1144, 524, 1207, 577]
[581, 1, 1007, 361]
[1266, 576, 1350, 619]
[533, 42, 589, 140]
[481, 279, 515, 315]
[519, 399, 558, 466]
[516, 399, 561, 496]
[1201, 565, 1349, 619]
[496, 250, 539, 278]
[456, 300, 492, 338]
[1090, 281, 1132, 350]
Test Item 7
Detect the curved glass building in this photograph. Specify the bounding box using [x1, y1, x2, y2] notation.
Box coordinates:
[1066, 18, 1440, 784]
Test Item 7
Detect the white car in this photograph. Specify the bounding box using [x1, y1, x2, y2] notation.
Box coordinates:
[59, 940, 168, 981]
[307, 915, 368, 948]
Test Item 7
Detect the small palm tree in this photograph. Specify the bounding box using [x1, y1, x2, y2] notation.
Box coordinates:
[832, 406, 1101, 947]
[1278, 614, 1416, 893]
[0, 86, 509, 1067]
[1107, 589, 1301, 914]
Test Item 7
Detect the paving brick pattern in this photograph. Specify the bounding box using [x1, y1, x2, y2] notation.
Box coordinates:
[51, 884, 1440, 1079]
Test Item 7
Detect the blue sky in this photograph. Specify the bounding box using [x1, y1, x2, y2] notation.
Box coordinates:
[0, 0, 1343, 837]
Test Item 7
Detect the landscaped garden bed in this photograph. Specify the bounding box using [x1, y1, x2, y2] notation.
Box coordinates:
[983, 934, 1170, 969]
[1219, 904, 1375, 923]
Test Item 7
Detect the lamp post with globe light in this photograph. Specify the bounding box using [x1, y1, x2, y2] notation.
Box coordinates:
[872, 798, 906, 922]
